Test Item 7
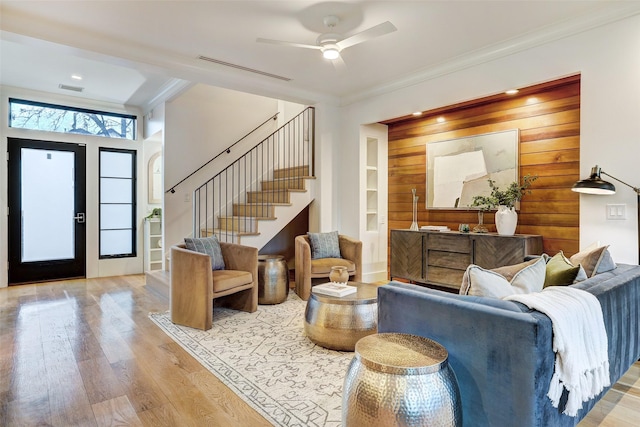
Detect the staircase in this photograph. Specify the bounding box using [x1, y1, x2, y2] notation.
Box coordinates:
[145, 108, 314, 298]
[193, 107, 315, 248]
[202, 165, 315, 246]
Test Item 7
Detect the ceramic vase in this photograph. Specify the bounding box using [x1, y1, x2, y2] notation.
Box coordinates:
[329, 266, 349, 284]
[495, 205, 518, 236]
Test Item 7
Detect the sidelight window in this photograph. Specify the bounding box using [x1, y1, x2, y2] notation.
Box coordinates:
[99, 148, 136, 258]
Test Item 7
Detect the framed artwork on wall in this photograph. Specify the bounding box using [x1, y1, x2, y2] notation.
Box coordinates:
[426, 129, 519, 209]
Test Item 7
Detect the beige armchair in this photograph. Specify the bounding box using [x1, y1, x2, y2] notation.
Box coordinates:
[170, 242, 258, 330]
[295, 234, 362, 301]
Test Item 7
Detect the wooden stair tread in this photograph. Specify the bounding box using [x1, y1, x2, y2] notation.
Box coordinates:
[202, 228, 261, 237]
[265, 176, 315, 180]
[248, 189, 305, 194]
[234, 202, 291, 206]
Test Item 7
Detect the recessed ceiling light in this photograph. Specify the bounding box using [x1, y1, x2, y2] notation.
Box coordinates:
[71, 74, 83, 80]
[436, 117, 446, 123]
[412, 111, 422, 116]
[505, 89, 519, 95]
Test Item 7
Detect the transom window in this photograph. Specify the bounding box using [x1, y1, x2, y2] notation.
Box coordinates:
[9, 98, 136, 140]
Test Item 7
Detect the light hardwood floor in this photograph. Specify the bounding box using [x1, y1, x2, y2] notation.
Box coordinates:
[1, 275, 639, 426]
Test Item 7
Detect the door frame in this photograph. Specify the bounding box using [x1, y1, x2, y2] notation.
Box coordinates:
[7, 138, 87, 284]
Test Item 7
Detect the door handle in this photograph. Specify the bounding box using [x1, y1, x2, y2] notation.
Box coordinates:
[74, 213, 85, 223]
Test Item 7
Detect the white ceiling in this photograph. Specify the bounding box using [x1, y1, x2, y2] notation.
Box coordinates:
[2, 1, 640, 111]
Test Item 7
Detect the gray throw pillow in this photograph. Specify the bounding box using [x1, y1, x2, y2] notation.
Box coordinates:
[185, 236, 225, 270]
[569, 243, 616, 277]
[307, 231, 342, 259]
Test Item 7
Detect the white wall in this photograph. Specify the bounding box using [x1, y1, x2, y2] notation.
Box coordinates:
[339, 13, 640, 266]
[308, 102, 341, 233]
[0, 86, 145, 287]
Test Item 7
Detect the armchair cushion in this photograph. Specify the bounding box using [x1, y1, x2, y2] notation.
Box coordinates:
[307, 231, 341, 259]
[310, 258, 356, 275]
[212, 270, 253, 292]
[184, 235, 225, 270]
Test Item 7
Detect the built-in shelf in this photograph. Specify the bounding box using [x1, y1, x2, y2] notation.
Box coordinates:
[145, 217, 164, 272]
[366, 137, 379, 232]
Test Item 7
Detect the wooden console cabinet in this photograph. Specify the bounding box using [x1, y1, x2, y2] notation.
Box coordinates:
[390, 229, 543, 290]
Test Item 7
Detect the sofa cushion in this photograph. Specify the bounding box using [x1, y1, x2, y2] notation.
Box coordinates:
[460, 256, 546, 298]
[569, 244, 616, 277]
[307, 231, 341, 259]
[544, 251, 581, 287]
[211, 269, 253, 292]
[310, 258, 356, 275]
[184, 235, 225, 270]
[492, 258, 539, 282]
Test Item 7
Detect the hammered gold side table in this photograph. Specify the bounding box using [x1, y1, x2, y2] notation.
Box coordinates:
[257, 255, 289, 305]
[342, 333, 463, 427]
[304, 282, 379, 351]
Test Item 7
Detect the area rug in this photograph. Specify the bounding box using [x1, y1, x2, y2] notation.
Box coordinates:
[149, 292, 353, 427]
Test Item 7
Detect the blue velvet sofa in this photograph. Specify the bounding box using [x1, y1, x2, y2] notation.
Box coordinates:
[377, 263, 640, 427]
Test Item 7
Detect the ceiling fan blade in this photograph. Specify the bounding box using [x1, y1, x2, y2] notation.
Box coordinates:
[256, 38, 321, 50]
[331, 55, 347, 72]
[336, 21, 397, 50]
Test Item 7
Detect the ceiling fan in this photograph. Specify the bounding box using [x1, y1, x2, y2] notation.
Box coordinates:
[257, 15, 397, 61]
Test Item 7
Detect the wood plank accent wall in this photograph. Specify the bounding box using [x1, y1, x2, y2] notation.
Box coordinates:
[384, 75, 580, 258]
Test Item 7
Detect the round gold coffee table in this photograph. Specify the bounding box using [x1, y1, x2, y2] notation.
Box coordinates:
[304, 282, 379, 351]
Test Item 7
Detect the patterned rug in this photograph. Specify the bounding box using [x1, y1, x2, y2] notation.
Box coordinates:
[148, 291, 353, 427]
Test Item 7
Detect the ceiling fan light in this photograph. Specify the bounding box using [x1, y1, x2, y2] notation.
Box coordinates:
[322, 47, 340, 60]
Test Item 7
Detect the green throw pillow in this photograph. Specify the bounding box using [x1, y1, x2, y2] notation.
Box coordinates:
[544, 251, 581, 287]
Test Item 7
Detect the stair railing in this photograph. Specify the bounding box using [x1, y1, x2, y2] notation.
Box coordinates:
[193, 107, 314, 242]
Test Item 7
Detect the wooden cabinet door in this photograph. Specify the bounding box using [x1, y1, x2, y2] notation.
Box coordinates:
[390, 230, 424, 282]
[473, 235, 529, 269]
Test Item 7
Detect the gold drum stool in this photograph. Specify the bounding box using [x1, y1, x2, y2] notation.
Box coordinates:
[257, 255, 289, 304]
[342, 333, 462, 427]
[304, 282, 378, 351]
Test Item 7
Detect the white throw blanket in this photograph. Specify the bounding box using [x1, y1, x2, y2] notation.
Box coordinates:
[504, 286, 610, 416]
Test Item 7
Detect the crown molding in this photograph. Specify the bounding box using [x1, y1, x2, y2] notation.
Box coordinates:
[142, 79, 192, 115]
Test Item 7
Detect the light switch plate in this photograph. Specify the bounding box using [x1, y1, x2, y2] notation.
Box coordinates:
[606, 204, 626, 220]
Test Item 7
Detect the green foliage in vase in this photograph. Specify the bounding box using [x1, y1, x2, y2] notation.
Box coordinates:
[471, 174, 538, 210]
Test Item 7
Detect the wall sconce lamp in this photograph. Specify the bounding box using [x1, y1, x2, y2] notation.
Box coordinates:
[572, 165, 640, 262]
